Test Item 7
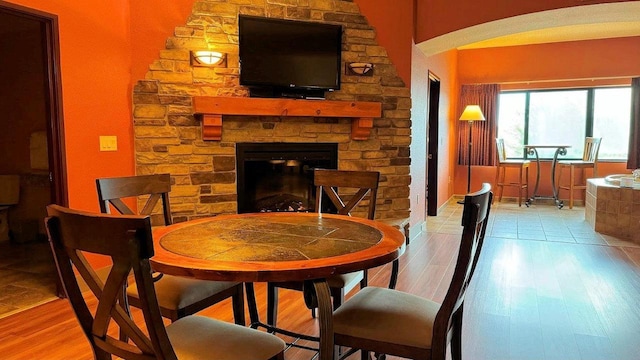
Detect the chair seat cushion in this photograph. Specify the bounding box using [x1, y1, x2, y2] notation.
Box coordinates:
[128, 275, 239, 310]
[333, 286, 440, 349]
[167, 315, 285, 360]
[557, 160, 595, 167]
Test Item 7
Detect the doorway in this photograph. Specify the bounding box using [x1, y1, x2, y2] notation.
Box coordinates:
[0, 2, 67, 318]
[426, 72, 441, 216]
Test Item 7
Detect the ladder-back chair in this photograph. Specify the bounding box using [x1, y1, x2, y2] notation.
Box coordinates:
[495, 138, 530, 206]
[266, 169, 400, 326]
[45, 204, 285, 360]
[96, 174, 245, 324]
[556, 137, 602, 209]
[332, 183, 493, 360]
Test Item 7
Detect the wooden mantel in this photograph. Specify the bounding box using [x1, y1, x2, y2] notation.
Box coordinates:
[192, 96, 382, 141]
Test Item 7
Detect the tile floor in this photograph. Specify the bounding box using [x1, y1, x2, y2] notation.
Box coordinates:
[0, 240, 58, 319]
[428, 199, 639, 249]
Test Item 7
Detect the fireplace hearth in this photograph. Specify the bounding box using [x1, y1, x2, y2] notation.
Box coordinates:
[236, 143, 338, 213]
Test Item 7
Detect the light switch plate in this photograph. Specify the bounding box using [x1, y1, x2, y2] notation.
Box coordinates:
[99, 136, 118, 151]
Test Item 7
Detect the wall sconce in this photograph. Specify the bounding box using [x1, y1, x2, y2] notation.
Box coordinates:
[346, 62, 374, 76]
[190, 50, 226, 67]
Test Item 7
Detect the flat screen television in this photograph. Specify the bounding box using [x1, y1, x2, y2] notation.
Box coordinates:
[238, 15, 342, 99]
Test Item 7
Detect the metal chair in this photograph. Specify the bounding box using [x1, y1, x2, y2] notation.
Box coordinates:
[556, 137, 602, 209]
[96, 174, 246, 324]
[45, 204, 285, 360]
[494, 138, 530, 206]
[331, 184, 493, 360]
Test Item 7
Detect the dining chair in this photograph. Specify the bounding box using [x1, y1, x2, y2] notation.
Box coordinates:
[494, 138, 530, 206]
[556, 137, 602, 209]
[332, 183, 493, 360]
[96, 174, 245, 324]
[45, 204, 285, 360]
[266, 169, 400, 326]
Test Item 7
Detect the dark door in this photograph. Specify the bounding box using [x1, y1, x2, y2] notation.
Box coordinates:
[426, 72, 440, 216]
[0, 3, 67, 302]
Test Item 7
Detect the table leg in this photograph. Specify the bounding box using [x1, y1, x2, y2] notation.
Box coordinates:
[525, 147, 541, 206]
[304, 280, 333, 360]
[245, 283, 261, 329]
[551, 146, 568, 209]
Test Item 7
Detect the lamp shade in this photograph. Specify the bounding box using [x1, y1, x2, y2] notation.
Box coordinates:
[459, 105, 486, 121]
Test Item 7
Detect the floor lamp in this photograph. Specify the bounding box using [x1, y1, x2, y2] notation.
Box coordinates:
[458, 105, 486, 204]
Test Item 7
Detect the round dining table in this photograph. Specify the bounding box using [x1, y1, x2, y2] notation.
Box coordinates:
[150, 211, 406, 360]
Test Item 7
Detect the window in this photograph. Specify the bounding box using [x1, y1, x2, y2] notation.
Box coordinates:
[497, 87, 631, 160]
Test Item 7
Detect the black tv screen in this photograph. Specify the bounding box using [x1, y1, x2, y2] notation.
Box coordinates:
[238, 15, 342, 98]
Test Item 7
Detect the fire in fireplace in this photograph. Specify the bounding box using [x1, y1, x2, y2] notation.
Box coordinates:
[236, 143, 338, 213]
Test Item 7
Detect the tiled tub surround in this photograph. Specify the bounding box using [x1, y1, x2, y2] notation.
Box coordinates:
[585, 178, 640, 244]
[133, 0, 411, 222]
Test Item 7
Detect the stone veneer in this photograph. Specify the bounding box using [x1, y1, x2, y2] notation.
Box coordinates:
[132, 0, 411, 223]
[585, 178, 640, 244]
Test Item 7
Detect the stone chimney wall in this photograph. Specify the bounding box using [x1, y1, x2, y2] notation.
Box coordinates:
[132, 0, 411, 223]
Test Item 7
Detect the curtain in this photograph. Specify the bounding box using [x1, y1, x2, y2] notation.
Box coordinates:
[628, 77, 640, 170]
[457, 84, 500, 166]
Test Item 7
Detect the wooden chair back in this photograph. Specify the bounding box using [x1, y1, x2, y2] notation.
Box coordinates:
[314, 169, 380, 220]
[432, 183, 493, 359]
[582, 137, 602, 163]
[496, 138, 507, 163]
[96, 174, 172, 226]
[45, 204, 177, 360]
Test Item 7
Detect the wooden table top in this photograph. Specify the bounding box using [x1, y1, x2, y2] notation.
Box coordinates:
[150, 212, 405, 283]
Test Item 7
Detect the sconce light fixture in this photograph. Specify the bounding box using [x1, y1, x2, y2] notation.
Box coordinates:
[346, 62, 374, 76]
[190, 50, 226, 67]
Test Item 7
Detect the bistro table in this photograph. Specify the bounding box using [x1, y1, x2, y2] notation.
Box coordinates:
[150, 211, 406, 360]
[524, 144, 571, 208]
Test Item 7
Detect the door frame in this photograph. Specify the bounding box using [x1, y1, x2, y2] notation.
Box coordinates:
[426, 71, 440, 216]
[0, 2, 68, 207]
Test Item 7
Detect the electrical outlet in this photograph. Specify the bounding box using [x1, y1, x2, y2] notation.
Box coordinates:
[99, 136, 118, 151]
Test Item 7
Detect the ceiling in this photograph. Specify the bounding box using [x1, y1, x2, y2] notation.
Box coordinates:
[458, 21, 640, 50]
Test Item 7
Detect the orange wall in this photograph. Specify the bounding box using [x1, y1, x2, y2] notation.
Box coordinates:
[458, 36, 640, 85]
[355, 0, 413, 86]
[7, 0, 135, 215]
[415, 0, 629, 42]
[130, 1, 194, 81]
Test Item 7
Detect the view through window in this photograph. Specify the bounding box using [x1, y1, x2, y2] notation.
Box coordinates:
[497, 87, 631, 160]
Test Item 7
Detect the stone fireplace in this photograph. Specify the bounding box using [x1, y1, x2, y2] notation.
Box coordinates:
[132, 0, 411, 223]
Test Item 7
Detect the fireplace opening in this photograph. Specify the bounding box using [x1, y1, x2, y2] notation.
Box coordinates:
[236, 143, 337, 213]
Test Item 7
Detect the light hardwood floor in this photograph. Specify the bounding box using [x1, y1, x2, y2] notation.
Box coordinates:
[1, 201, 639, 360]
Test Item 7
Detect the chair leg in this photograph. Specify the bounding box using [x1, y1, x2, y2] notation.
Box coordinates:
[245, 283, 260, 328]
[450, 308, 464, 360]
[556, 165, 564, 203]
[232, 283, 245, 326]
[493, 166, 500, 204]
[496, 167, 505, 203]
[360, 350, 370, 360]
[267, 283, 278, 326]
[517, 166, 523, 207]
[524, 166, 529, 202]
[569, 166, 575, 209]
